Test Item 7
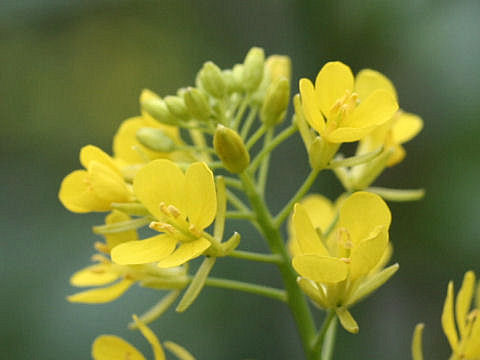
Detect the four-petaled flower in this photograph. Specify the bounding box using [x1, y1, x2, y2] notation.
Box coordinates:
[299, 61, 399, 144]
[290, 191, 397, 333]
[59, 145, 133, 213]
[442, 271, 480, 360]
[111, 159, 217, 268]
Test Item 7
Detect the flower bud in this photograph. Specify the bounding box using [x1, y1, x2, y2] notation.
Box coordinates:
[242, 47, 265, 92]
[136, 127, 176, 152]
[164, 96, 190, 121]
[265, 55, 291, 83]
[140, 90, 178, 126]
[213, 125, 250, 173]
[260, 77, 290, 127]
[198, 61, 226, 99]
[183, 87, 211, 121]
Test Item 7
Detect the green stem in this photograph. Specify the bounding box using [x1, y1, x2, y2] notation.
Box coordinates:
[229, 250, 283, 264]
[321, 316, 337, 360]
[233, 97, 249, 130]
[257, 128, 273, 196]
[204, 277, 287, 302]
[226, 189, 250, 212]
[241, 107, 258, 139]
[225, 211, 255, 220]
[223, 177, 243, 190]
[239, 172, 317, 360]
[249, 123, 298, 172]
[274, 168, 321, 227]
[311, 310, 336, 358]
[245, 124, 267, 150]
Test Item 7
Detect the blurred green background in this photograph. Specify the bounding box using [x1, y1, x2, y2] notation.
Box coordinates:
[2, 0, 479, 359]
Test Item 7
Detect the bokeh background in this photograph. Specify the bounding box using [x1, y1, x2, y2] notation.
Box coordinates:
[2, 0, 479, 359]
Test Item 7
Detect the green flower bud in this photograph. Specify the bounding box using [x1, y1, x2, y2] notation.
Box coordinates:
[265, 55, 292, 83]
[198, 61, 226, 99]
[242, 47, 265, 92]
[164, 95, 190, 121]
[232, 64, 244, 91]
[260, 77, 290, 127]
[140, 90, 178, 126]
[183, 87, 211, 121]
[213, 125, 250, 173]
[136, 127, 176, 152]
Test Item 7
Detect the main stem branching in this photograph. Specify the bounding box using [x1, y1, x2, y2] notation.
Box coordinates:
[239, 171, 320, 360]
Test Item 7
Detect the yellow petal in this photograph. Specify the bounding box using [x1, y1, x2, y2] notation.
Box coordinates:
[185, 162, 217, 230]
[157, 238, 211, 268]
[292, 255, 348, 283]
[456, 271, 475, 337]
[355, 69, 397, 101]
[442, 281, 459, 350]
[88, 161, 131, 203]
[349, 226, 389, 280]
[300, 194, 335, 233]
[67, 279, 133, 303]
[70, 264, 119, 287]
[387, 144, 406, 167]
[80, 145, 120, 176]
[111, 235, 177, 265]
[104, 210, 138, 249]
[58, 170, 110, 212]
[92, 335, 145, 360]
[164, 341, 196, 360]
[133, 315, 166, 360]
[299, 78, 326, 134]
[411, 323, 425, 360]
[292, 203, 329, 256]
[464, 316, 480, 358]
[113, 116, 180, 164]
[314, 62, 354, 119]
[338, 192, 391, 245]
[391, 112, 423, 144]
[344, 89, 398, 129]
[326, 125, 377, 143]
[336, 307, 359, 334]
[133, 159, 187, 219]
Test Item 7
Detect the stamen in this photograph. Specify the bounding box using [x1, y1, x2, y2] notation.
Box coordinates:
[150, 221, 177, 234]
[94, 241, 110, 254]
[188, 224, 203, 238]
[167, 205, 181, 218]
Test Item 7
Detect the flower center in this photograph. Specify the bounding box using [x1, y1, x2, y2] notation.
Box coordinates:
[149, 202, 202, 242]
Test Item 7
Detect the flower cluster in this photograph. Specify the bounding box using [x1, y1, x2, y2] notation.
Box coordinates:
[58, 47, 434, 358]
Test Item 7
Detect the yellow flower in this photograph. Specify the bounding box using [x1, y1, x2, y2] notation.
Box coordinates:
[67, 211, 188, 304]
[346, 69, 423, 188]
[290, 191, 398, 333]
[92, 315, 195, 360]
[111, 159, 217, 268]
[59, 145, 133, 213]
[299, 62, 398, 144]
[442, 271, 480, 360]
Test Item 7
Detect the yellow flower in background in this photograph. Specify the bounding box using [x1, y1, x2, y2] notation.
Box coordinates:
[92, 315, 196, 360]
[299, 62, 398, 144]
[58, 145, 133, 213]
[291, 191, 398, 333]
[67, 211, 188, 304]
[111, 159, 216, 268]
[353, 69, 423, 166]
[442, 271, 480, 360]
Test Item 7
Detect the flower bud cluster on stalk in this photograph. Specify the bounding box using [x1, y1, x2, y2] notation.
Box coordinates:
[57, 46, 470, 360]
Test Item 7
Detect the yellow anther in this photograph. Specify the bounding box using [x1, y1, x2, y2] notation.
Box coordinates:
[167, 205, 181, 218]
[150, 221, 177, 234]
[340, 257, 351, 264]
[159, 202, 170, 216]
[188, 224, 203, 238]
[329, 90, 359, 118]
[336, 227, 353, 249]
[94, 242, 110, 254]
[91, 254, 109, 264]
